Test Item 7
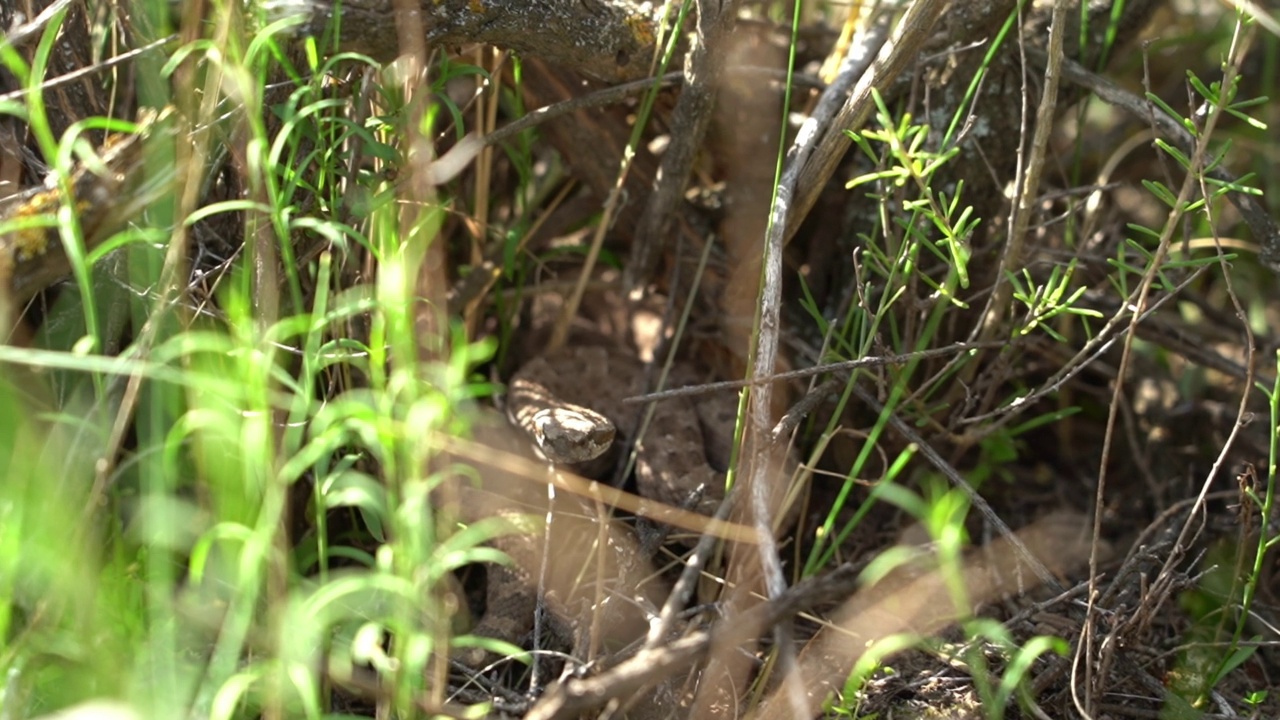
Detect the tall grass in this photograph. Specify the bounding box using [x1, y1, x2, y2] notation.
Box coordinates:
[1, 1, 1276, 719]
[0, 0, 503, 716]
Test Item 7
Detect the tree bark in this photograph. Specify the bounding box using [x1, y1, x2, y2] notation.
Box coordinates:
[291, 0, 660, 81]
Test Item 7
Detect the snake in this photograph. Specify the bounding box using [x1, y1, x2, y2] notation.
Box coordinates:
[452, 345, 732, 668]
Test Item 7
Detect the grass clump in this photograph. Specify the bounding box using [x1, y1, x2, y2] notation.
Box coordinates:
[1, 1, 1278, 719]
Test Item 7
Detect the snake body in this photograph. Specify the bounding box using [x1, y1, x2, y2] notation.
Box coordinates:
[454, 346, 731, 668]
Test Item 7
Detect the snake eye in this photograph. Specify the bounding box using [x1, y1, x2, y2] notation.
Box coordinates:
[615, 49, 630, 67]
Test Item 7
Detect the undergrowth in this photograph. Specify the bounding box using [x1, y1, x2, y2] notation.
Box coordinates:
[0, 1, 1277, 719]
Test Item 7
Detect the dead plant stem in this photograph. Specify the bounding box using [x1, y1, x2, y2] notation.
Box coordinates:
[1073, 20, 1249, 719]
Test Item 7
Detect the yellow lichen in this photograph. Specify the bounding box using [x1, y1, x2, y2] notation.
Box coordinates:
[625, 13, 656, 46]
[13, 228, 50, 262]
[9, 189, 60, 262]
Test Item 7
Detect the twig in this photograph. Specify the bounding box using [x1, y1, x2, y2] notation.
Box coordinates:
[772, 377, 842, 441]
[953, 264, 1209, 436]
[980, 0, 1069, 344]
[1073, 22, 1253, 717]
[0, 36, 175, 105]
[643, 486, 739, 648]
[1028, 46, 1280, 272]
[524, 560, 867, 720]
[772, 9, 890, 250]
[480, 66, 826, 150]
[622, 341, 1005, 403]
[850, 385, 1065, 592]
[1, 0, 74, 48]
[625, 0, 742, 296]
[748, 11, 904, 689]
[784, 0, 948, 242]
[485, 72, 681, 148]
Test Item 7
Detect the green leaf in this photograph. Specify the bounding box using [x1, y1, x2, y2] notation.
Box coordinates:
[1141, 178, 1178, 208]
[1154, 138, 1192, 169]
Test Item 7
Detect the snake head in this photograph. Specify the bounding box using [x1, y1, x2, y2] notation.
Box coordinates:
[529, 407, 616, 465]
